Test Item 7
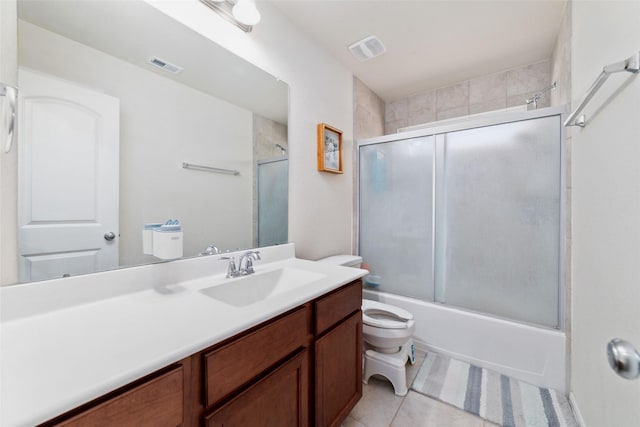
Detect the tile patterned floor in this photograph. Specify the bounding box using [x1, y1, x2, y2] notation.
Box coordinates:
[344, 349, 499, 427]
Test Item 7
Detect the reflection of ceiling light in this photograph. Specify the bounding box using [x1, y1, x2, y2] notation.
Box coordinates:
[199, 0, 260, 33]
[233, 0, 261, 26]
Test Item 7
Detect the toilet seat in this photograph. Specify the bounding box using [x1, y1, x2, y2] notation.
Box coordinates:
[362, 300, 413, 329]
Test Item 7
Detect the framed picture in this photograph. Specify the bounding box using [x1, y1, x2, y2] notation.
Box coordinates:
[317, 123, 343, 173]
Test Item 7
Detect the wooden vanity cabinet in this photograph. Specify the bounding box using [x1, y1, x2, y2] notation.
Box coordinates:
[42, 280, 362, 427]
[202, 305, 312, 425]
[314, 281, 363, 427]
[203, 305, 311, 408]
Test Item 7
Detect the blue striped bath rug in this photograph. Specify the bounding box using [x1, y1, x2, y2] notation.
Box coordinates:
[411, 352, 577, 427]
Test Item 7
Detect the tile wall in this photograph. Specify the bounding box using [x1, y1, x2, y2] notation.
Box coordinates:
[354, 77, 386, 140]
[385, 60, 553, 134]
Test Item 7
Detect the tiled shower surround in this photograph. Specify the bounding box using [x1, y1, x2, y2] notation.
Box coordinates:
[385, 59, 552, 134]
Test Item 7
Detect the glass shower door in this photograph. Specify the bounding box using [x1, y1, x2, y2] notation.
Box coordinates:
[359, 136, 435, 300]
[257, 158, 288, 247]
[434, 116, 562, 328]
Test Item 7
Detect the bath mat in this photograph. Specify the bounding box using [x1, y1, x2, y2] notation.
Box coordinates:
[411, 352, 577, 427]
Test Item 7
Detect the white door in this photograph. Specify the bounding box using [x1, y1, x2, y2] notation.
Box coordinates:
[18, 68, 119, 282]
[571, 2, 640, 425]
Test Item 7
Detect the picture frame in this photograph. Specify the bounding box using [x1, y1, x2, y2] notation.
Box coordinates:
[317, 123, 343, 173]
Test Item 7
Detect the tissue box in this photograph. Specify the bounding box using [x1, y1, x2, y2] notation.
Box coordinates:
[142, 223, 163, 255]
[153, 225, 183, 259]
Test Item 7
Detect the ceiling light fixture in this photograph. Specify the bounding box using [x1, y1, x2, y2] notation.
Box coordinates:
[200, 0, 260, 33]
[233, 0, 261, 26]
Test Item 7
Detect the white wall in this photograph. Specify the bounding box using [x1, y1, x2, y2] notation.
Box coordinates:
[19, 21, 254, 266]
[571, 1, 640, 425]
[0, 0, 18, 284]
[147, 0, 355, 261]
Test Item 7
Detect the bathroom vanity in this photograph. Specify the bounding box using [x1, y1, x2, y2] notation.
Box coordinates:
[41, 280, 362, 427]
[0, 244, 367, 427]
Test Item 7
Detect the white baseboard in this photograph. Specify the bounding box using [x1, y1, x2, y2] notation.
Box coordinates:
[569, 392, 586, 427]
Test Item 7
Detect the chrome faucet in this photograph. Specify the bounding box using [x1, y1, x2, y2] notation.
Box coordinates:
[200, 244, 221, 256]
[238, 250, 261, 275]
[220, 250, 261, 278]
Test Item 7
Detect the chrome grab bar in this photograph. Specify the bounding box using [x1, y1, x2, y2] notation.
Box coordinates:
[0, 82, 17, 154]
[565, 51, 639, 127]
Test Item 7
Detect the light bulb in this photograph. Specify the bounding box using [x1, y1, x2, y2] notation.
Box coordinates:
[232, 0, 261, 26]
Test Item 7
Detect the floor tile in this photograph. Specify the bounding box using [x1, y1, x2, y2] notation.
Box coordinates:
[341, 415, 368, 427]
[349, 376, 405, 427]
[390, 391, 484, 427]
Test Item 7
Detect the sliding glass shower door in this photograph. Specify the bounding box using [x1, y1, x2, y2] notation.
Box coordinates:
[359, 136, 435, 301]
[359, 112, 562, 329]
[434, 116, 561, 328]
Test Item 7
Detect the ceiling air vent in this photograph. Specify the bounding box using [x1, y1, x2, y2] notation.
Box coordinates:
[148, 56, 183, 74]
[348, 36, 386, 62]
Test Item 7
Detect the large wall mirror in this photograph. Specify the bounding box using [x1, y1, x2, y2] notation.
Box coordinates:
[7, 0, 289, 285]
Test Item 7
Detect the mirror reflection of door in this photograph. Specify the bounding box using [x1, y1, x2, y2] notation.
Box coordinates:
[18, 68, 119, 282]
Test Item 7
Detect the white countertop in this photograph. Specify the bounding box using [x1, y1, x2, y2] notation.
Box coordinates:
[0, 245, 367, 426]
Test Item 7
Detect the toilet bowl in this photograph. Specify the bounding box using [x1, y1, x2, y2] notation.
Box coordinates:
[317, 255, 416, 396]
[362, 299, 415, 353]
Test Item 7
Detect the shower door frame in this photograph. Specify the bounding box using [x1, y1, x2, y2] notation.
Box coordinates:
[356, 106, 568, 331]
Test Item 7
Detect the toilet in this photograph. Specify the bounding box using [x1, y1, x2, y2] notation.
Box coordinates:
[317, 255, 416, 396]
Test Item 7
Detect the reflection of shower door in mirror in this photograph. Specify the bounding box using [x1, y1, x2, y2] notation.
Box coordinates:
[18, 69, 120, 282]
[257, 158, 288, 247]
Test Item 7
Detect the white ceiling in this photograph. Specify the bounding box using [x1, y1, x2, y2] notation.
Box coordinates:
[271, 0, 568, 102]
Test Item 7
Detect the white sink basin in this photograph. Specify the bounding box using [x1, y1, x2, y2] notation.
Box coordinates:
[200, 267, 326, 307]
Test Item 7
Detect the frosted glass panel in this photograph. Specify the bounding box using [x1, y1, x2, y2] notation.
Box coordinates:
[435, 116, 561, 327]
[257, 158, 288, 247]
[359, 137, 434, 300]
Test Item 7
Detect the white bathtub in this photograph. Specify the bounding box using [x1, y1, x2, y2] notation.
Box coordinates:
[363, 288, 566, 393]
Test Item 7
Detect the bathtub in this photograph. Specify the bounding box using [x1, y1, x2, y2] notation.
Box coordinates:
[363, 288, 566, 393]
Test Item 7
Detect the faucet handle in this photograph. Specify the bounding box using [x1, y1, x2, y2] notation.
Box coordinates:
[220, 256, 237, 278]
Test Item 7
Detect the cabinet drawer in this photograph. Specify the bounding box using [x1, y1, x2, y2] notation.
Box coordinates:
[204, 350, 309, 427]
[54, 365, 183, 427]
[204, 305, 310, 408]
[314, 280, 362, 335]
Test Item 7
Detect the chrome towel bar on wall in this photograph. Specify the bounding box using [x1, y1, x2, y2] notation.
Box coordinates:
[565, 51, 639, 127]
[0, 82, 17, 154]
[182, 162, 240, 176]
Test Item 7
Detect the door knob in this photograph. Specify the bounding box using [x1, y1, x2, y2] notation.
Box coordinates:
[607, 338, 640, 380]
[104, 232, 116, 241]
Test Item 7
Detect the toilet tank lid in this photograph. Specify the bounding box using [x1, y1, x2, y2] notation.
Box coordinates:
[317, 255, 363, 267]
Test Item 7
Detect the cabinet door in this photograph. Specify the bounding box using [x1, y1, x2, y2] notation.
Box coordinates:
[315, 311, 362, 427]
[205, 350, 309, 427]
